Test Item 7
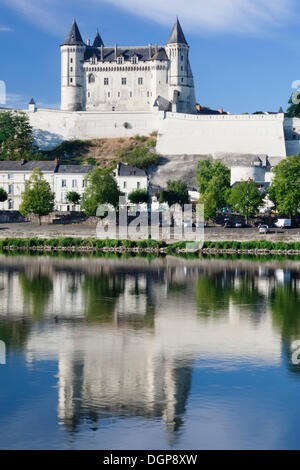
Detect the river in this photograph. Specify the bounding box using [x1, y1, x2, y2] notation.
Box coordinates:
[0, 254, 299, 449]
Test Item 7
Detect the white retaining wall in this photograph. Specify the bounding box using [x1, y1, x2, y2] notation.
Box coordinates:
[156, 113, 286, 158]
[25, 108, 163, 150]
[25, 108, 287, 159]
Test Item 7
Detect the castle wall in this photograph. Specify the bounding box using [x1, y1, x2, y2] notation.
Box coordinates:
[156, 113, 287, 158]
[283, 117, 300, 156]
[26, 109, 163, 149]
[85, 60, 169, 112]
[26, 108, 287, 160]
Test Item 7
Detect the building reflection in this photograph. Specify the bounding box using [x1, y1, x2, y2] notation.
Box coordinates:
[0, 255, 299, 440]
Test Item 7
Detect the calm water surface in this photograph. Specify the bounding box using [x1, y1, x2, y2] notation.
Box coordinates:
[0, 254, 300, 450]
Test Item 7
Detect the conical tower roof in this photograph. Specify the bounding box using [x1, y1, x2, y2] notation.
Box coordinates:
[62, 20, 84, 46]
[92, 29, 104, 47]
[167, 18, 188, 45]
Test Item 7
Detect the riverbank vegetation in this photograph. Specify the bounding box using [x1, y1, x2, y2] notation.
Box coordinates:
[0, 237, 300, 254]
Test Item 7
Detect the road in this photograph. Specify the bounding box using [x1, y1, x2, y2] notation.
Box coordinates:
[0, 222, 299, 242]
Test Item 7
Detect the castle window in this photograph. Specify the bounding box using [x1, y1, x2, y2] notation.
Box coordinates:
[88, 74, 95, 83]
[108, 92, 110, 98]
[88, 92, 90, 98]
[8, 174, 13, 180]
[138, 77, 143, 85]
[131, 56, 138, 64]
[137, 182, 140, 189]
[130, 91, 132, 97]
[112, 106, 115, 111]
[8, 199, 13, 210]
[70, 67, 73, 72]
[181, 78, 184, 83]
[118, 92, 120, 97]
[122, 78, 127, 85]
[72, 180, 77, 188]
[70, 78, 73, 83]
[181, 55, 183, 61]
[117, 57, 124, 64]
[70, 58, 73, 63]
[62, 180, 67, 188]
[8, 185, 13, 195]
[104, 78, 109, 85]
[123, 181, 127, 189]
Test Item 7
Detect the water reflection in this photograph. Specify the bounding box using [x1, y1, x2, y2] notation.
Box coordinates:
[0, 255, 299, 449]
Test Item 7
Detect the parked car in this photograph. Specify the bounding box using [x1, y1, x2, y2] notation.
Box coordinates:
[275, 219, 292, 228]
[259, 225, 270, 234]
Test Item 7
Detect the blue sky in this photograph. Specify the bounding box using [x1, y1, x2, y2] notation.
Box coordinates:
[0, 0, 300, 113]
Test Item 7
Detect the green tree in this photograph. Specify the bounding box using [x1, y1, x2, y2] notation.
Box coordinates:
[196, 160, 230, 210]
[0, 111, 36, 160]
[197, 160, 230, 194]
[19, 168, 55, 225]
[199, 191, 218, 221]
[0, 188, 8, 203]
[286, 93, 300, 118]
[128, 189, 148, 204]
[159, 180, 189, 207]
[81, 168, 122, 216]
[228, 181, 265, 224]
[268, 155, 300, 216]
[66, 191, 81, 205]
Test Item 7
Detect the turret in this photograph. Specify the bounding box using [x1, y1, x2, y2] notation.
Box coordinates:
[60, 20, 86, 111]
[92, 29, 104, 47]
[165, 19, 196, 114]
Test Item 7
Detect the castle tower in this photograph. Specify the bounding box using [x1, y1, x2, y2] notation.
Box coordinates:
[61, 20, 86, 111]
[165, 19, 196, 114]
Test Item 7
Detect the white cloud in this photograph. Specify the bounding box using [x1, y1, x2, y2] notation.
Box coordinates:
[2, 0, 294, 36]
[6, 93, 29, 108]
[101, 0, 293, 34]
[0, 26, 13, 32]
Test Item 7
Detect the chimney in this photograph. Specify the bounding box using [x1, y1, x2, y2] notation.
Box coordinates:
[155, 43, 158, 55]
[195, 103, 201, 113]
[218, 108, 223, 114]
[148, 43, 152, 59]
[87, 39, 90, 46]
[115, 44, 118, 60]
[100, 44, 103, 61]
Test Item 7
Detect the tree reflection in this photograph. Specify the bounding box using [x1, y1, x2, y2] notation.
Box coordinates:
[196, 274, 232, 316]
[0, 319, 30, 351]
[81, 272, 124, 323]
[20, 273, 53, 321]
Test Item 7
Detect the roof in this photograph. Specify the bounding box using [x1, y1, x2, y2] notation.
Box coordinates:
[0, 161, 58, 172]
[29, 98, 36, 105]
[167, 19, 188, 45]
[0, 161, 94, 173]
[92, 29, 104, 47]
[117, 163, 147, 177]
[84, 46, 168, 62]
[57, 164, 94, 174]
[62, 20, 85, 46]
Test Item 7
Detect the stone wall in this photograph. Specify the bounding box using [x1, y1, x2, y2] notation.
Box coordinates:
[0, 211, 25, 223]
[156, 113, 286, 158]
[25, 108, 163, 150]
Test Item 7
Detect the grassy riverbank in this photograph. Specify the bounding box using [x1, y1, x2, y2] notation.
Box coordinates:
[1, 237, 300, 255]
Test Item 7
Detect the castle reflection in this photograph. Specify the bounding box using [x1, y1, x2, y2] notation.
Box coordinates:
[0, 255, 299, 441]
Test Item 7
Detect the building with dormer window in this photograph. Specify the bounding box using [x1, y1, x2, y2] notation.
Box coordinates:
[60, 19, 196, 114]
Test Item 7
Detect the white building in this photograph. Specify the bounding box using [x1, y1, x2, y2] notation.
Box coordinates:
[230, 156, 274, 186]
[114, 162, 148, 201]
[61, 19, 196, 114]
[0, 161, 94, 212]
